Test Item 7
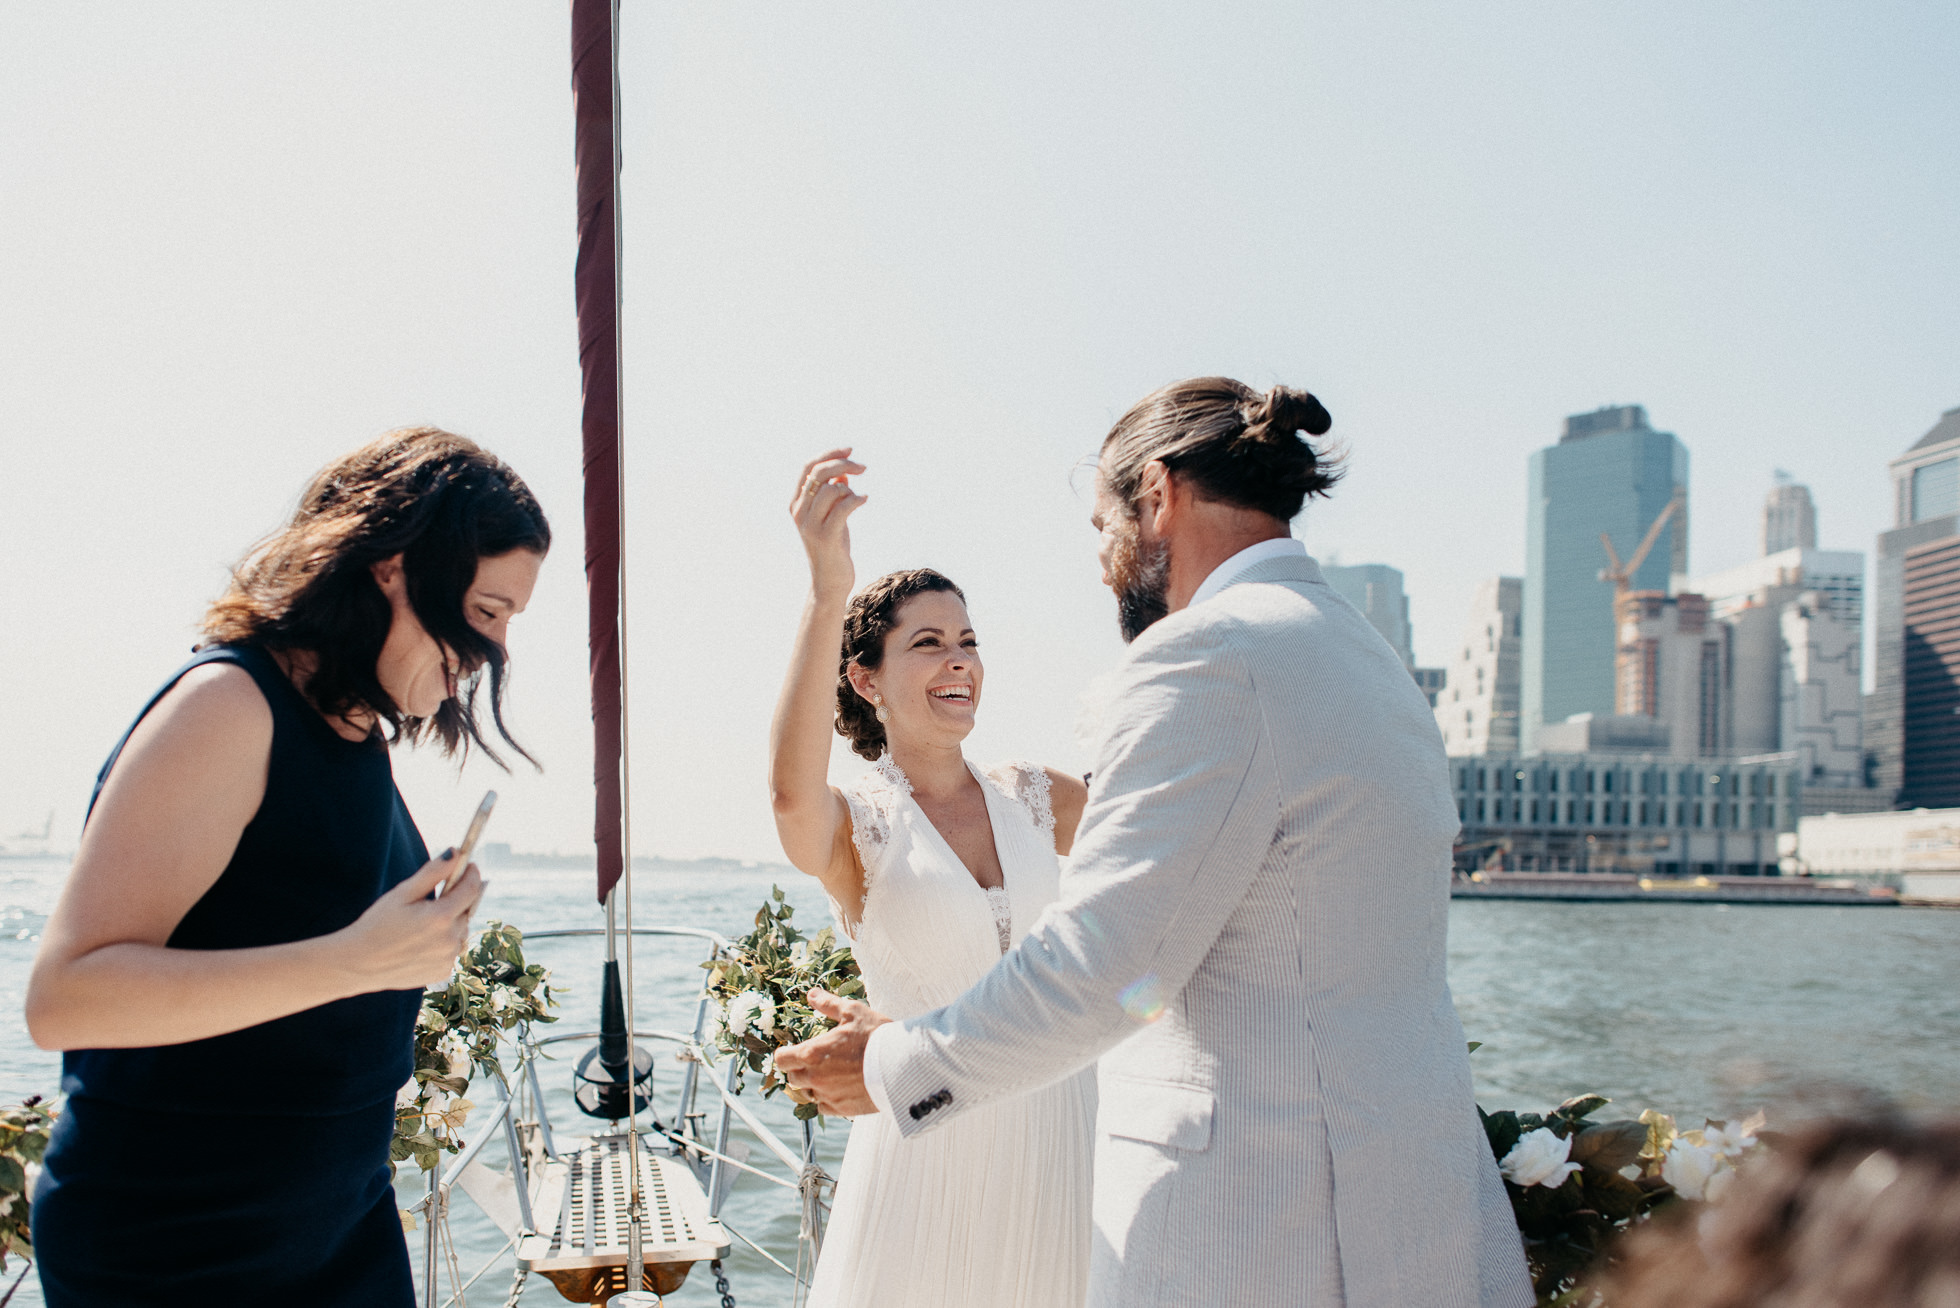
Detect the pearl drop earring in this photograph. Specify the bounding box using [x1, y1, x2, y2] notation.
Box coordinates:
[874, 694, 889, 725]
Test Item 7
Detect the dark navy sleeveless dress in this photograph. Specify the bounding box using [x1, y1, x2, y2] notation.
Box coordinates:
[33, 645, 427, 1307]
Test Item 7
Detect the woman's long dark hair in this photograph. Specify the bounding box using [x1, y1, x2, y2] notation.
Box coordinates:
[202, 427, 551, 766]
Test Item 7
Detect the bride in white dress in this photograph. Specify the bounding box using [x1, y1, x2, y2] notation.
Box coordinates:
[768, 449, 1095, 1308]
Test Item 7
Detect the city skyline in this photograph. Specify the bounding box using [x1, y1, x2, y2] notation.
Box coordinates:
[1440, 432, 1893, 876]
[0, 395, 1908, 860]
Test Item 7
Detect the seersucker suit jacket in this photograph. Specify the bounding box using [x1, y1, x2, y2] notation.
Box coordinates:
[873, 552, 1533, 1307]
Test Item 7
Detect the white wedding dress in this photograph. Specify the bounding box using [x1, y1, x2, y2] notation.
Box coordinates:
[807, 755, 1095, 1308]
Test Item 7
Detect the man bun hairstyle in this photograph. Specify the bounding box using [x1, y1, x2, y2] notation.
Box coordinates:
[1099, 376, 1340, 522]
[837, 568, 965, 761]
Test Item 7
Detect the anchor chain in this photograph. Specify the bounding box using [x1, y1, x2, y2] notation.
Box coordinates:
[711, 1257, 737, 1307]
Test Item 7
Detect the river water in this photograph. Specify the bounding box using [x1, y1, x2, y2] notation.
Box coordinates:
[2, 856, 1955, 1306]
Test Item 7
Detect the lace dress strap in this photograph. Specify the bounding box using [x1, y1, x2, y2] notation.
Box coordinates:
[984, 760, 1056, 842]
[837, 755, 912, 930]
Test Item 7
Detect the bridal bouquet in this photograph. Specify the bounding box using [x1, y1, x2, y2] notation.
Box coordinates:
[1480, 1088, 1765, 1304]
[702, 886, 864, 1121]
[0, 1094, 54, 1275]
[392, 920, 560, 1176]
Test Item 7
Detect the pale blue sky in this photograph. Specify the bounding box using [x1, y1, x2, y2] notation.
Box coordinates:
[2, 2, 1953, 862]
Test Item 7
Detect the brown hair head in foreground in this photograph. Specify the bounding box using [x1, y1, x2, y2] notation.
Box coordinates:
[1605, 1115, 1960, 1308]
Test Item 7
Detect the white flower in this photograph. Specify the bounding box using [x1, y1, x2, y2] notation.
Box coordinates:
[396, 1077, 422, 1110]
[423, 1088, 449, 1120]
[489, 989, 510, 1014]
[1704, 1112, 1764, 1158]
[0, 1194, 13, 1219]
[1500, 1127, 1583, 1189]
[1663, 1140, 1723, 1200]
[440, 1031, 472, 1077]
[23, 1161, 41, 1195]
[728, 990, 775, 1037]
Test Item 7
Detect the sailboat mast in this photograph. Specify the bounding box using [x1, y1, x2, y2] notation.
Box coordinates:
[572, 0, 652, 1292]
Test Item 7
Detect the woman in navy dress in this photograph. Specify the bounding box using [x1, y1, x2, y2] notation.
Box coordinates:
[24, 428, 550, 1307]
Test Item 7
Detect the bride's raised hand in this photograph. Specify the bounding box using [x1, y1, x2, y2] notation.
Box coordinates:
[774, 449, 866, 887]
[790, 448, 867, 602]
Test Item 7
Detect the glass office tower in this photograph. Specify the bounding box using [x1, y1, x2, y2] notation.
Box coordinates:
[1874, 406, 1960, 805]
[1523, 405, 1690, 751]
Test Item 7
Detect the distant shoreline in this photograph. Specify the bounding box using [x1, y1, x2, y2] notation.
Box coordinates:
[0, 849, 799, 876]
[1452, 870, 1899, 906]
[475, 845, 795, 877]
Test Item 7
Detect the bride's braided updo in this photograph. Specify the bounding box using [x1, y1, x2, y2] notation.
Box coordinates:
[836, 567, 966, 761]
[1098, 377, 1339, 521]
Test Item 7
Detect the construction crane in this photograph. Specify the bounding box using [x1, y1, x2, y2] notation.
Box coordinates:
[1597, 496, 1680, 598]
[1599, 496, 1681, 716]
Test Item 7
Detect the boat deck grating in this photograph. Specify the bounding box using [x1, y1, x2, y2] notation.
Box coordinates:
[517, 1130, 730, 1273]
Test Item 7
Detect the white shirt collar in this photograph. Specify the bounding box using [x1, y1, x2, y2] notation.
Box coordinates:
[1188, 537, 1307, 609]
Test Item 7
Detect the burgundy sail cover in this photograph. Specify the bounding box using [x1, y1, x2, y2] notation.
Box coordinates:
[572, 0, 624, 904]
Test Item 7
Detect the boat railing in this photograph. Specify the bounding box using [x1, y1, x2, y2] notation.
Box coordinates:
[523, 925, 730, 1146]
[407, 923, 828, 1307]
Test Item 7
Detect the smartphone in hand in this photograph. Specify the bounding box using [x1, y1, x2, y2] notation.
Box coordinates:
[437, 790, 496, 899]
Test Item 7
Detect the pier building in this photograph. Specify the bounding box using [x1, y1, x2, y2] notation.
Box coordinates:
[1450, 750, 1798, 877]
[1793, 807, 1960, 902]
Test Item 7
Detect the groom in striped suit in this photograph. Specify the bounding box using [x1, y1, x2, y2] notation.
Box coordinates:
[779, 376, 1532, 1307]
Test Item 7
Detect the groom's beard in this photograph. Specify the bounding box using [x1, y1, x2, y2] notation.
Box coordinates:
[1112, 531, 1172, 643]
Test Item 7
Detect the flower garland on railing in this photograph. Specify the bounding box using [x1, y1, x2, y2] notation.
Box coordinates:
[391, 920, 559, 1176]
[701, 887, 865, 1121]
[1480, 1081, 1765, 1305]
[0, 1095, 54, 1283]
